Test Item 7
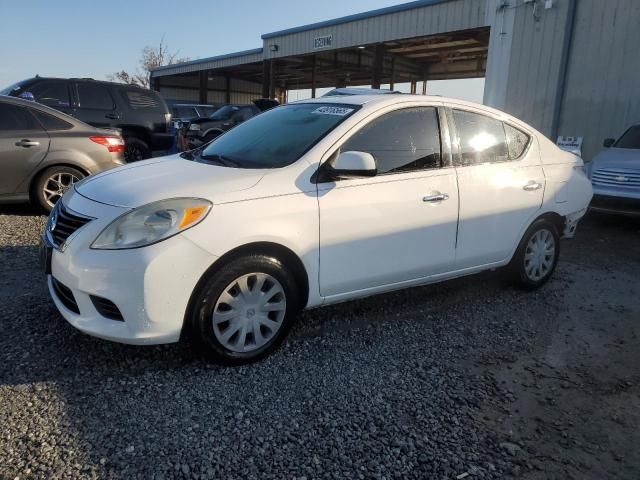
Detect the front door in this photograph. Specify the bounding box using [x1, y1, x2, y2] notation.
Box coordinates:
[450, 108, 545, 268]
[318, 106, 459, 297]
[0, 102, 50, 195]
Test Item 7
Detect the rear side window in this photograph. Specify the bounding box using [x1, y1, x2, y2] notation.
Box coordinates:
[173, 106, 198, 118]
[0, 103, 43, 130]
[505, 123, 530, 159]
[452, 109, 508, 165]
[341, 107, 442, 174]
[77, 83, 114, 110]
[29, 81, 71, 107]
[32, 110, 73, 130]
[124, 89, 162, 110]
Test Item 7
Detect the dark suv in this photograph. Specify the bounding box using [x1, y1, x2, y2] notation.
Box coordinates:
[1, 77, 173, 161]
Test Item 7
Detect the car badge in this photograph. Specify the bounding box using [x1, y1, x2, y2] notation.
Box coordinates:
[49, 209, 58, 233]
[615, 175, 628, 182]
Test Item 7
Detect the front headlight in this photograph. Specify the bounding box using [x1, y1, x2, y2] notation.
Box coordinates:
[91, 198, 212, 250]
[189, 123, 201, 131]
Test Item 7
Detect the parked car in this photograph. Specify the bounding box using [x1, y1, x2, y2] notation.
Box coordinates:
[1, 77, 172, 162]
[170, 103, 220, 129]
[587, 125, 640, 216]
[185, 99, 278, 148]
[0, 96, 124, 212]
[323, 87, 400, 97]
[41, 95, 592, 364]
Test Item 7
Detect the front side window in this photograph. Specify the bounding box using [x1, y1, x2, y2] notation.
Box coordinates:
[174, 106, 198, 118]
[453, 109, 508, 165]
[615, 125, 640, 149]
[195, 103, 357, 169]
[340, 107, 442, 174]
[29, 81, 71, 107]
[0, 103, 42, 131]
[77, 83, 114, 110]
[210, 105, 239, 121]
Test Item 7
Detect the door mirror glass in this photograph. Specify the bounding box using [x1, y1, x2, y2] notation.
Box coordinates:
[328, 151, 377, 179]
[603, 138, 615, 148]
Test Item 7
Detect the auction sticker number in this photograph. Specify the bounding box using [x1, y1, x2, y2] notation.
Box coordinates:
[312, 106, 353, 116]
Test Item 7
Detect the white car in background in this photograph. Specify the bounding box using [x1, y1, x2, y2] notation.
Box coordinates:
[41, 95, 593, 364]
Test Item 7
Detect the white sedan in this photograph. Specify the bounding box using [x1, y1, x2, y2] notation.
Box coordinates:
[41, 95, 593, 364]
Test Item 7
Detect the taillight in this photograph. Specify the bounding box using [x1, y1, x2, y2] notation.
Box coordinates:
[90, 136, 125, 153]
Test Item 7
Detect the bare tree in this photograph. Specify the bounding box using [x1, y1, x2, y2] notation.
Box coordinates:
[108, 36, 189, 88]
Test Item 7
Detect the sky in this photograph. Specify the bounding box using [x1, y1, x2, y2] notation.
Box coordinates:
[0, 0, 484, 102]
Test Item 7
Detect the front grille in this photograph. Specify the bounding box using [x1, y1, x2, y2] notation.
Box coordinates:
[51, 277, 80, 314]
[90, 295, 124, 321]
[592, 168, 640, 188]
[50, 203, 92, 248]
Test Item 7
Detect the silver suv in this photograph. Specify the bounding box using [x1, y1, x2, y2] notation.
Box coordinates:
[0, 96, 125, 212]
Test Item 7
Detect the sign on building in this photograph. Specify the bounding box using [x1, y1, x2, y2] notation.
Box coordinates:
[314, 35, 333, 49]
[556, 136, 583, 156]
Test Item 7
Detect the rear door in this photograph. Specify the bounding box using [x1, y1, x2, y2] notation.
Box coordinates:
[450, 107, 544, 268]
[0, 102, 50, 195]
[318, 105, 459, 297]
[72, 82, 119, 128]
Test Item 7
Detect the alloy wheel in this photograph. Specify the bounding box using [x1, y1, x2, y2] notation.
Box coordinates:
[524, 228, 556, 281]
[42, 172, 80, 208]
[212, 273, 287, 353]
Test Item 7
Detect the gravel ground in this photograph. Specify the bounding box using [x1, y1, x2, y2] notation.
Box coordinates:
[0, 204, 639, 480]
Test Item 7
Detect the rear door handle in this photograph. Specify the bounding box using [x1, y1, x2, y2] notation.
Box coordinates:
[423, 192, 449, 202]
[16, 139, 40, 148]
[523, 181, 543, 191]
[105, 113, 120, 120]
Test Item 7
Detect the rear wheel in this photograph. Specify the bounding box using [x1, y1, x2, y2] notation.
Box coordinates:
[124, 137, 151, 162]
[34, 165, 85, 212]
[188, 255, 301, 365]
[509, 219, 560, 290]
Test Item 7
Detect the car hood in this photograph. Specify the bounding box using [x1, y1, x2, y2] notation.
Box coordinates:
[590, 148, 640, 171]
[75, 154, 264, 208]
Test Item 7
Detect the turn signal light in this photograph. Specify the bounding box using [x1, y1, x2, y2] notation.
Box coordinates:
[90, 135, 126, 153]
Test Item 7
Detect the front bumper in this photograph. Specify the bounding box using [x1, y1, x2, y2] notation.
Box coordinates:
[47, 193, 218, 345]
[589, 194, 640, 217]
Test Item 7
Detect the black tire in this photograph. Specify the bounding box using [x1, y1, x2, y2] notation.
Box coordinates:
[124, 137, 151, 162]
[188, 255, 301, 365]
[33, 165, 86, 213]
[508, 218, 560, 290]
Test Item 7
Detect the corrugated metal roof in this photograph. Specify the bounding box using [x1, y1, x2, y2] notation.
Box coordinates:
[150, 48, 263, 77]
[261, 0, 454, 39]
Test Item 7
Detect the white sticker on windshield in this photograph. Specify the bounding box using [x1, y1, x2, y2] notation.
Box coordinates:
[311, 106, 354, 116]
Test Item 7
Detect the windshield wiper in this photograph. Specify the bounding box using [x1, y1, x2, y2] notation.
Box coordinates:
[199, 153, 241, 167]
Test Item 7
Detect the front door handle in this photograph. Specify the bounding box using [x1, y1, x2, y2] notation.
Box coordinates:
[16, 139, 40, 148]
[105, 113, 120, 120]
[523, 181, 543, 191]
[423, 192, 449, 202]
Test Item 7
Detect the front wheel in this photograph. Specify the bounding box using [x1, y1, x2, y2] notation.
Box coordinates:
[509, 219, 560, 290]
[188, 255, 301, 365]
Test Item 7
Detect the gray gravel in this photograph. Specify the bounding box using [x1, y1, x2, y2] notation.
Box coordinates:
[1, 204, 639, 480]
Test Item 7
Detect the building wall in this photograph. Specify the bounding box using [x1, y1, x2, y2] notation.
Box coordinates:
[558, 0, 640, 160]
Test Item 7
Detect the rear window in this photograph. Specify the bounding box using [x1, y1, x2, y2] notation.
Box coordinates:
[124, 89, 163, 110]
[615, 126, 640, 149]
[32, 109, 73, 130]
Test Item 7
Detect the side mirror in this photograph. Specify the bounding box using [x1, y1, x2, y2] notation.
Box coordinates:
[603, 138, 615, 148]
[318, 152, 378, 182]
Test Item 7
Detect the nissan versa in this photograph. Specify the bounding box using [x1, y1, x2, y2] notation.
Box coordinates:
[41, 95, 593, 364]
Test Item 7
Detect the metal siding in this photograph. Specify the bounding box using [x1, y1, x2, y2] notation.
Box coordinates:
[266, 0, 487, 58]
[151, 50, 264, 78]
[558, 0, 640, 160]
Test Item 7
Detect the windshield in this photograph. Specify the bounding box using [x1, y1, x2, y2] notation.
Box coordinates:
[615, 126, 640, 149]
[195, 103, 358, 169]
[0, 79, 31, 96]
[210, 105, 240, 121]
